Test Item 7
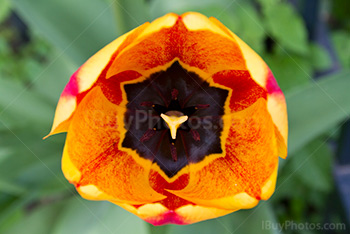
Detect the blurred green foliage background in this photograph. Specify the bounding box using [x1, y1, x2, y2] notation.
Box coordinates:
[0, 0, 349, 233]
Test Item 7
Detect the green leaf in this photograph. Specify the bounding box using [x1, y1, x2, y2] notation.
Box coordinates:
[286, 69, 350, 155]
[51, 198, 149, 234]
[167, 203, 280, 234]
[332, 30, 350, 69]
[0, 147, 11, 164]
[309, 43, 332, 71]
[0, 179, 26, 195]
[265, 52, 312, 91]
[0, 0, 11, 23]
[3, 200, 66, 234]
[15, 153, 68, 194]
[12, 0, 119, 65]
[113, 0, 150, 34]
[0, 125, 66, 195]
[274, 138, 333, 215]
[31, 52, 76, 104]
[0, 79, 53, 126]
[263, 2, 308, 55]
[256, 0, 279, 8]
[148, 224, 169, 234]
[0, 209, 23, 234]
[149, 0, 230, 19]
[331, 0, 350, 25]
[0, 110, 24, 131]
[225, 1, 266, 54]
[0, 192, 38, 225]
[289, 139, 333, 192]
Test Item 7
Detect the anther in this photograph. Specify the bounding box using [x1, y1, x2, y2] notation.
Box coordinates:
[170, 142, 177, 161]
[140, 101, 154, 107]
[196, 104, 210, 109]
[140, 129, 157, 142]
[171, 88, 179, 100]
[190, 129, 201, 141]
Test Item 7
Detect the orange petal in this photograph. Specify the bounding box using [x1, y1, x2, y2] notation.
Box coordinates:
[209, 17, 269, 88]
[168, 99, 279, 209]
[47, 23, 150, 136]
[210, 16, 288, 155]
[106, 13, 246, 78]
[63, 87, 165, 204]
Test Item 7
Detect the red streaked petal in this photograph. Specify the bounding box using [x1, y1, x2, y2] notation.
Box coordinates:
[63, 87, 165, 203]
[106, 17, 246, 79]
[209, 16, 288, 152]
[76, 23, 150, 94]
[168, 99, 279, 209]
[209, 17, 270, 89]
[47, 23, 150, 136]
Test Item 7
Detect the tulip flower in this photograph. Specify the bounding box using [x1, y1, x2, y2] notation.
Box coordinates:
[47, 12, 288, 225]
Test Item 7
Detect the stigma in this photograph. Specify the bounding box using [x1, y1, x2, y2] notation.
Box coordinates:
[160, 112, 188, 139]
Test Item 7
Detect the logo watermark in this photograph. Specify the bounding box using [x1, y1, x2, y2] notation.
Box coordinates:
[262, 220, 346, 232]
[90, 109, 229, 131]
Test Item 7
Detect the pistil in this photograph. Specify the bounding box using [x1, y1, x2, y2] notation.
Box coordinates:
[160, 113, 188, 140]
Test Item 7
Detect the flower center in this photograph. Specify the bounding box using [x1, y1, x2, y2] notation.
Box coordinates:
[121, 61, 228, 177]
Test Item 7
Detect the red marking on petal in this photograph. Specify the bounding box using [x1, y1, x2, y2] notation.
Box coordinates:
[266, 69, 282, 94]
[212, 70, 267, 111]
[149, 171, 193, 210]
[62, 70, 79, 97]
[146, 210, 186, 225]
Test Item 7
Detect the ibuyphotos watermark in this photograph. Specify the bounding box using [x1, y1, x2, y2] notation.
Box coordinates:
[262, 220, 346, 232]
[90, 109, 229, 130]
